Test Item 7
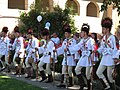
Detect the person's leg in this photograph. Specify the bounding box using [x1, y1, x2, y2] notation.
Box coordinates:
[96, 65, 110, 89]
[107, 66, 115, 90]
[57, 65, 66, 87]
[86, 66, 92, 90]
[68, 66, 73, 87]
[45, 63, 53, 83]
[75, 65, 85, 90]
[38, 61, 47, 82]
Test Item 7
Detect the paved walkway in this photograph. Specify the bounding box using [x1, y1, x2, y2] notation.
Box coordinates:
[1, 71, 80, 90]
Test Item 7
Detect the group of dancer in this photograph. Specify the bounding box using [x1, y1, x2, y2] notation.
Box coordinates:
[0, 17, 120, 90]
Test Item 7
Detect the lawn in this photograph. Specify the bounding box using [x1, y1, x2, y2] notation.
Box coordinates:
[0, 75, 44, 90]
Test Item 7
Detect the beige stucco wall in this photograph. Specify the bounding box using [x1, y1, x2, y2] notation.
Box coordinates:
[0, 0, 34, 33]
[53, 0, 120, 34]
[0, 0, 119, 34]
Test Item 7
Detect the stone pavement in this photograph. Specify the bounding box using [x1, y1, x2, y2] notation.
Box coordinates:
[1, 71, 80, 90]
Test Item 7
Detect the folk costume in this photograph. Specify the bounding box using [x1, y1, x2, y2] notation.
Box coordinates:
[25, 29, 39, 78]
[0, 27, 10, 71]
[96, 17, 117, 90]
[69, 24, 94, 90]
[12, 26, 25, 75]
[56, 27, 77, 87]
[37, 22, 54, 83]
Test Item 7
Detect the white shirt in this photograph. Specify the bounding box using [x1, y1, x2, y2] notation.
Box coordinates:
[0, 36, 10, 55]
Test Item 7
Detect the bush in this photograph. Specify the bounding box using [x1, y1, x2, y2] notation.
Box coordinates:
[19, 5, 76, 38]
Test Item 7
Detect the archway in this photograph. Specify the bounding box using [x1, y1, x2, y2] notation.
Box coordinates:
[86, 2, 99, 17]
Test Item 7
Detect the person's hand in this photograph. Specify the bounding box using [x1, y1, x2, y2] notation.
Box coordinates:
[64, 48, 67, 52]
[114, 58, 120, 64]
[35, 47, 38, 51]
[17, 52, 21, 55]
[53, 49, 56, 52]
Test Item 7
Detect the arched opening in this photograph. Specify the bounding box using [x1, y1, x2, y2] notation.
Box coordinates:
[66, 0, 80, 15]
[86, 2, 99, 17]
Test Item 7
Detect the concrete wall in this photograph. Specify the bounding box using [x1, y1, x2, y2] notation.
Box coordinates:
[53, 0, 120, 34]
[0, 0, 35, 33]
[0, 0, 119, 34]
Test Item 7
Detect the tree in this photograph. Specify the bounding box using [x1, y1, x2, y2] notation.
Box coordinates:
[101, 0, 120, 15]
[19, 5, 76, 38]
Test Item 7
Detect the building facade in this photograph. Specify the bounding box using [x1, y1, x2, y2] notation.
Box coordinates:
[0, 0, 34, 32]
[0, 0, 119, 34]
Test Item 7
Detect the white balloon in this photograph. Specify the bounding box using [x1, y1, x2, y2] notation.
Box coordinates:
[45, 22, 51, 30]
[45, 22, 50, 27]
[37, 15, 42, 22]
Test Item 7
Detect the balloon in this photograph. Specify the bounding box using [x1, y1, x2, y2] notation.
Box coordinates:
[37, 15, 42, 22]
[45, 22, 51, 30]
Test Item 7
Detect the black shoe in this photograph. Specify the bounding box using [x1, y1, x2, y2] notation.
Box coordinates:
[57, 84, 66, 88]
[40, 77, 47, 82]
[45, 74, 53, 83]
[40, 71, 47, 82]
[0, 67, 6, 72]
[25, 76, 31, 78]
[68, 77, 73, 87]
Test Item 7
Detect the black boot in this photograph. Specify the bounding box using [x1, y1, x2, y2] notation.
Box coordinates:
[57, 74, 66, 88]
[21, 68, 25, 75]
[14, 66, 19, 75]
[25, 67, 31, 78]
[68, 77, 73, 87]
[40, 70, 47, 82]
[45, 74, 53, 83]
[99, 79, 110, 90]
[31, 69, 36, 79]
[87, 79, 91, 90]
[109, 82, 116, 90]
[77, 74, 86, 90]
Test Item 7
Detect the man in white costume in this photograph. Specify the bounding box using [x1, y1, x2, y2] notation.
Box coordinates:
[0, 27, 10, 71]
[96, 17, 117, 90]
[56, 26, 77, 87]
[69, 24, 94, 90]
[12, 26, 25, 75]
[37, 22, 55, 83]
[25, 28, 39, 79]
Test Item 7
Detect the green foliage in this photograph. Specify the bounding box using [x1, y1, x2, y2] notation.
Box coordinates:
[0, 75, 43, 90]
[19, 5, 76, 38]
[101, 0, 120, 15]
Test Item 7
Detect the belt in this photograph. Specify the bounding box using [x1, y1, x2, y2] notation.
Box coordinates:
[67, 54, 74, 56]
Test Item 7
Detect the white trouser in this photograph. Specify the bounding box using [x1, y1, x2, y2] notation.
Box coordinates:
[75, 65, 92, 80]
[62, 65, 73, 77]
[96, 65, 114, 83]
[25, 57, 36, 70]
[0, 54, 9, 67]
[38, 61, 52, 75]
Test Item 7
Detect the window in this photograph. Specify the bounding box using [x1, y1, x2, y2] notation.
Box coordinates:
[86, 2, 99, 17]
[66, 0, 80, 15]
[8, 0, 28, 10]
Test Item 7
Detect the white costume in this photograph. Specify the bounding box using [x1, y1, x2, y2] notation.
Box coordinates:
[56, 38, 76, 76]
[38, 40, 54, 75]
[0, 36, 10, 66]
[12, 36, 25, 66]
[97, 35, 117, 66]
[51, 37, 60, 45]
[96, 34, 117, 83]
[69, 37, 94, 79]
[25, 37, 39, 68]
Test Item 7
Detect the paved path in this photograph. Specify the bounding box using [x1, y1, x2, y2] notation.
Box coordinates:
[1, 71, 80, 90]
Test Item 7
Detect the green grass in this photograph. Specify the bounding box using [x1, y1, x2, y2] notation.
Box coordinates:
[0, 75, 44, 90]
